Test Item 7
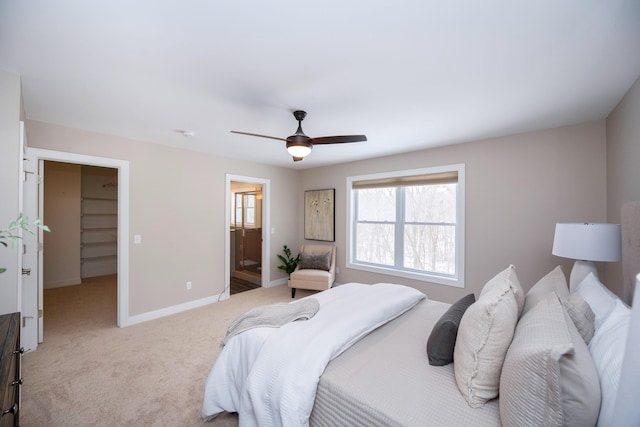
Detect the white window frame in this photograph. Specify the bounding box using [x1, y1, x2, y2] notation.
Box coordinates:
[346, 164, 465, 288]
[232, 192, 257, 228]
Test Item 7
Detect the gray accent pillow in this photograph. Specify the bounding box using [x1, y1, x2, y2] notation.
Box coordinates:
[298, 251, 331, 271]
[426, 293, 476, 366]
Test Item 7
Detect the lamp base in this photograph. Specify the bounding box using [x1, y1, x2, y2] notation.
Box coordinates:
[569, 260, 598, 292]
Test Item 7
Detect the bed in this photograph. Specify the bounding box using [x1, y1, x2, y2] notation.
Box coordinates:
[309, 297, 500, 427]
[202, 206, 639, 427]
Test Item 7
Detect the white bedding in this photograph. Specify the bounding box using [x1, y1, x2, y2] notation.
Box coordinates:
[202, 283, 426, 427]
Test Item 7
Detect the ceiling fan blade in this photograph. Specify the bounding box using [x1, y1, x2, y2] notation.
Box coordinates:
[292, 156, 304, 162]
[311, 135, 367, 144]
[230, 130, 287, 142]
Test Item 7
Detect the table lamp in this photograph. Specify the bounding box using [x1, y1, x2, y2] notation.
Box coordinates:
[552, 222, 621, 291]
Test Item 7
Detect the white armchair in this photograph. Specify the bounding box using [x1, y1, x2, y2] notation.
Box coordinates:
[288, 245, 336, 298]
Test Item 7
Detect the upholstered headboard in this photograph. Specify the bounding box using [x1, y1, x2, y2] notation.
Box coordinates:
[621, 201, 640, 304]
[614, 202, 640, 424]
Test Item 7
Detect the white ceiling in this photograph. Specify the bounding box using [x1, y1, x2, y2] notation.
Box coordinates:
[1, 0, 639, 169]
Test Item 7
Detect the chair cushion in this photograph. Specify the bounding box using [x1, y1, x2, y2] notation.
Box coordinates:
[291, 269, 331, 281]
[299, 251, 331, 271]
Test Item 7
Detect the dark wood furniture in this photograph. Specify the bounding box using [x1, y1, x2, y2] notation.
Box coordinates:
[0, 313, 22, 427]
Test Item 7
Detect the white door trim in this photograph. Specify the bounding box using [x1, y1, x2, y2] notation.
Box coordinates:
[25, 148, 130, 328]
[225, 174, 271, 300]
[17, 122, 25, 312]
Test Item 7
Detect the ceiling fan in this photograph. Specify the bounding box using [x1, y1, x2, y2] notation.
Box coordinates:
[231, 110, 367, 162]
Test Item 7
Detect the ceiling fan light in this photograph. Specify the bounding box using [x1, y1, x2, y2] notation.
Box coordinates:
[286, 141, 312, 158]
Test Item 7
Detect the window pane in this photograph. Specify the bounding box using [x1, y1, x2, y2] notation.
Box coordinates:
[404, 224, 455, 274]
[357, 188, 395, 221]
[235, 194, 242, 225]
[405, 184, 457, 223]
[246, 208, 255, 224]
[356, 223, 394, 265]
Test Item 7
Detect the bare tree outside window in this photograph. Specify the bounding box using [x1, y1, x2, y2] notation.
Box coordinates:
[404, 184, 456, 274]
[355, 188, 395, 265]
[353, 182, 457, 277]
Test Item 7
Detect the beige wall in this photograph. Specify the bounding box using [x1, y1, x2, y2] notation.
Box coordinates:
[4, 71, 633, 317]
[606, 74, 640, 299]
[0, 71, 22, 315]
[300, 121, 607, 303]
[26, 120, 300, 316]
[43, 162, 82, 288]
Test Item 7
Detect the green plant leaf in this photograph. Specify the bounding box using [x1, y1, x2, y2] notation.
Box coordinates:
[1, 214, 51, 272]
[276, 244, 300, 275]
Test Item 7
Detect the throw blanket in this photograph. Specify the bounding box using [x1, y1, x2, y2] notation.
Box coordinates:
[202, 283, 426, 427]
[222, 298, 320, 346]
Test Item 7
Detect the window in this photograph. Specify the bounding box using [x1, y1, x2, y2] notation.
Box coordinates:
[245, 194, 256, 225]
[233, 193, 257, 227]
[347, 164, 465, 287]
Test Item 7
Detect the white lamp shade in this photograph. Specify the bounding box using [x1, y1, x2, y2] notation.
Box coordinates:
[552, 222, 621, 262]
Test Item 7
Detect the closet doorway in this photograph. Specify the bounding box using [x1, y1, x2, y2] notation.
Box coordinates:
[43, 163, 119, 287]
[42, 162, 119, 329]
[225, 175, 271, 297]
[22, 147, 130, 351]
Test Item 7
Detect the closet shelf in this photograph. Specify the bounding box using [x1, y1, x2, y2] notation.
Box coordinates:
[82, 196, 117, 201]
[81, 254, 117, 262]
[81, 226, 118, 231]
[81, 242, 118, 247]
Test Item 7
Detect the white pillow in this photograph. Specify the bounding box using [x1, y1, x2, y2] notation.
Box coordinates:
[454, 265, 522, 407]
[499, 293, 601, 427]
[560, 293, 596, 344]
[574, 273, 616, 330]
[588, 299, 631, 427]
[522, 265, 568, 316]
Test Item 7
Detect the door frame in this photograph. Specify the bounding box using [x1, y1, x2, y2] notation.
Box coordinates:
[17, 122, 25, 314]
[225, 174, 270, 299]
[25, 148, 130, 330]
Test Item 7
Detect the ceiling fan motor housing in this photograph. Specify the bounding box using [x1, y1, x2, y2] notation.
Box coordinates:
[293, 110, 307, 121]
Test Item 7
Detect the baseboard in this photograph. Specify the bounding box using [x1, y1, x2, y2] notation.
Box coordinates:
[126, 293, 223, 326]
[126, 280, 292, 326]
[44, 278, 82, 289]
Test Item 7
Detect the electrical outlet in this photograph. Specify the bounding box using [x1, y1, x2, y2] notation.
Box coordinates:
[186, 281, 192, 290]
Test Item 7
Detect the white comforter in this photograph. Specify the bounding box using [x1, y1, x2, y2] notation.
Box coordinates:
[202, 283, 426, 427]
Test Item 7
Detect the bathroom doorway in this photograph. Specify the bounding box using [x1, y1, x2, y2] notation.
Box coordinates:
[226, 175, 270, 296]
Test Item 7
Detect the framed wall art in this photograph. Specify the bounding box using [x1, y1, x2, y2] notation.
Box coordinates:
[304, 188, 335, 242]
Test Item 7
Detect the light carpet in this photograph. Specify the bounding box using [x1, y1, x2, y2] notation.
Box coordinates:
[21, 276, 315, 426]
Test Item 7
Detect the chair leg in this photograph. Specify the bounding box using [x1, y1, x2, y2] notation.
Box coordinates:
[291, 288, 296, 298]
